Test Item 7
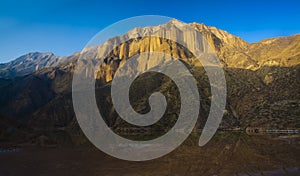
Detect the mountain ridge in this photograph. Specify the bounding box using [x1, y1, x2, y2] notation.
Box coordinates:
[0, 52, 61, 78]
[1, 20, 299, 79]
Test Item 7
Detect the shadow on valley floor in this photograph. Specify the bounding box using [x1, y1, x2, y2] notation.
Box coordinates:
[0, 132, 299, 176]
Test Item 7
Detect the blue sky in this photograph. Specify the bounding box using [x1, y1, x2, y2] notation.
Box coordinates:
[0, 0, 299, 62]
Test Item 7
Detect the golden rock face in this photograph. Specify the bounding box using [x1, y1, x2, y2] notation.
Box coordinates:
[92, 21, 300, 83]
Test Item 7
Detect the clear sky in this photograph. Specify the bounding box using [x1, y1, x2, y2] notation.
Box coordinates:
[0, 0, 299, 62]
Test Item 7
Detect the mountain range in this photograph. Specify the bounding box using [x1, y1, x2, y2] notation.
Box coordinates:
[0, 19, 299, 145]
